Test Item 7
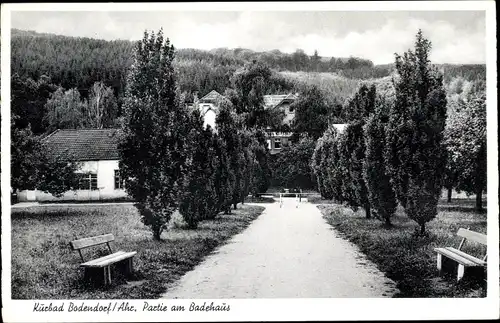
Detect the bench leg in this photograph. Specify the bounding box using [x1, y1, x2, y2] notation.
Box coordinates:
[128, 258, 134, 274]
[457, 264, 465, 281]
[103, 266, 112, 285]
[437, 253, 442, 271]
[84, 268, 90, 281]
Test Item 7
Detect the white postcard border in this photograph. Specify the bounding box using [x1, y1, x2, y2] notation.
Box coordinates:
[1, 2, 498, 322]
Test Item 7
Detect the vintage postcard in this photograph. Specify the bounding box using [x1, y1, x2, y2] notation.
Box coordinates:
[1, 1, 498, 322]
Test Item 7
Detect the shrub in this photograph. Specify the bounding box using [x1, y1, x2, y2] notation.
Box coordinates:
[364, 99, 397, 225]
[179, 111, 218, 229]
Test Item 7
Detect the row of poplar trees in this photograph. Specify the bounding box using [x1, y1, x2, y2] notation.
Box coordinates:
[118, 30, 269, 239]
[312, 31, 450, 235]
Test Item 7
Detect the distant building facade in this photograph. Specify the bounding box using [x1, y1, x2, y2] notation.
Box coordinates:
[17, 129, 127, 202]
[262, 93, 299, 154]
[263, 93, 298, 126]
[187, 90, 300, 155]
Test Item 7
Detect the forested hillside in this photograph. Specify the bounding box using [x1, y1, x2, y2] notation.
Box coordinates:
[11, 28, 389, 100]
[12, 28, 485, 96]
[11, 28, 486, 135]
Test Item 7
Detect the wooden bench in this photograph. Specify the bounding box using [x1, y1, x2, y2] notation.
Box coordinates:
[434, 228, 487, 281]
[70, 233, 137, 285]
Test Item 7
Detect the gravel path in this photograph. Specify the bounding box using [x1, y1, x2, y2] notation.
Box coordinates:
[162, 198, 398, 298]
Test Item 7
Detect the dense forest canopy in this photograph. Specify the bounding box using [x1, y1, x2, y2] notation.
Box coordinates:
[11, 28, 486, 135]
[12, 29, 485, 97]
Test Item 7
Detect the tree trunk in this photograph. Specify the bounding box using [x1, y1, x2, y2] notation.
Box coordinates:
[447, 187, 452, 203]
[233, 203, 237, 210]
[476, 189, 483, 212]
[385, 217, 392, 227]
[420, 222, 426, 235]
[153, 228, 162, 240]
[365, 204, 371, 219]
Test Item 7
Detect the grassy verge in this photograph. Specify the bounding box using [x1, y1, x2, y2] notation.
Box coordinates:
[317, 198, 487, 298]
[11, 203, 264, 299]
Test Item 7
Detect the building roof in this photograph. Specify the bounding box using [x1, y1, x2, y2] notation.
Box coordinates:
[263, 93, 298, 109]
[42, 129, 121, 161]
[199, 90, 225, 103]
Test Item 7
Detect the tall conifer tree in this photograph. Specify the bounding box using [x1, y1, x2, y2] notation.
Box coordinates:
[386, 30, 447, 234]
[119, 29, 190, 240]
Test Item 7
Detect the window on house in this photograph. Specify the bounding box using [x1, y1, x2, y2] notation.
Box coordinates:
[114, 170, 126, 189]
[77, 173, 98, 190]
[274, 138, 282, 150]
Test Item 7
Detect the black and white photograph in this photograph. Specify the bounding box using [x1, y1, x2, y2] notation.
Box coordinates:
[1, 1, 498, 322]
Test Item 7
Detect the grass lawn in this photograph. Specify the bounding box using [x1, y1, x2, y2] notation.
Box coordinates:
[11, 203, 264, 299]
[317, 198, 488, 298]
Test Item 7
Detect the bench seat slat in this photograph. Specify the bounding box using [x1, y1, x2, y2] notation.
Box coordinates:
[92, 252, 137, 268]
[444, 247, 486, 266]
[71, 234, 114, 250]
[81, 251, 137, 268]
[434, 247, 478, 266]
[80, 251, 126, 267]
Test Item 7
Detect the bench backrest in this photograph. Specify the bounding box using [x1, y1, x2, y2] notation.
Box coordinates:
[70, 233, 115, 250]
[457, 228, 487, 261]
[457, 228, 487, 246]
[70, 234, 115, 262]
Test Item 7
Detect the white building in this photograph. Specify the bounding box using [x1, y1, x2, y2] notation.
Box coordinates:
[17, 129, 128, 202]
[189, 90, 301, 155]
[330, 123, 347, 133]
[191, 90, 225, 130]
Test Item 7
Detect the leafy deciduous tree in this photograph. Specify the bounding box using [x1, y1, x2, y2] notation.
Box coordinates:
[227, 61, 272, 128]
[11, 74, 58, 134]
[44, 87, 87, 132]
[86, 82, 119, 129]
[11, 115, 79, 196]
[291, 85, 330, 140]
[444, 92, 486, 211]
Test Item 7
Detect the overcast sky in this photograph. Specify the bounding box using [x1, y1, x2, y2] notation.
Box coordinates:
[11, 10, 486, 65]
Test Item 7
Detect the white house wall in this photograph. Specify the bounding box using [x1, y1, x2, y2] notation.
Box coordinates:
[203, 108, 217, 130]
[17, 160, 128, 202]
